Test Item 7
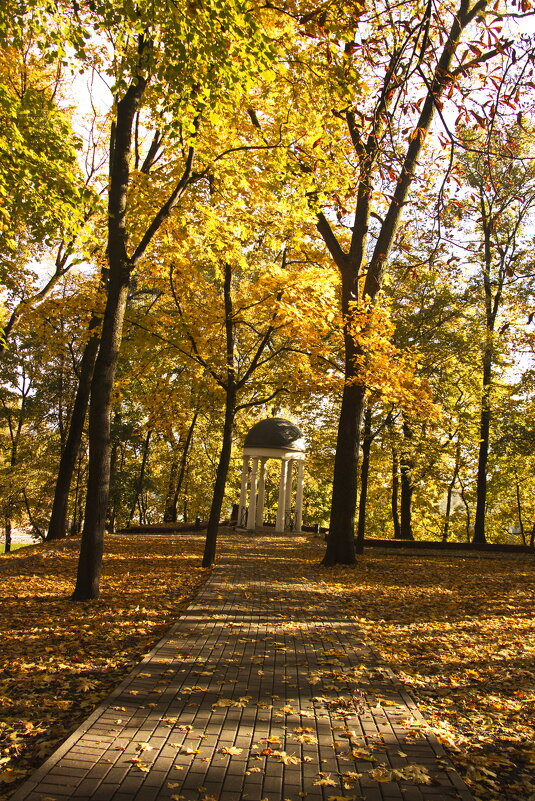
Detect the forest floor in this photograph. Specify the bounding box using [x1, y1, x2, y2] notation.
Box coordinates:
[0, 532, 534, 801]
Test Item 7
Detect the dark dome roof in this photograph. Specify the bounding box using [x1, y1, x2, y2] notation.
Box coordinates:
[244, 418, 306, 452]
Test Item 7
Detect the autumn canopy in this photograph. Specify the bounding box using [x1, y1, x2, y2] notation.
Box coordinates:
[0, 0, 533, 587]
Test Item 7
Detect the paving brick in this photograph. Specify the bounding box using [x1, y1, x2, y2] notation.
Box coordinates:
[7, 534, 475, 801]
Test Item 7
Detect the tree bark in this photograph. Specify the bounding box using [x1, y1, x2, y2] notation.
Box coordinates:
[163, 457, 179, 522]
[164, 412, 198, 522]
[71, 43, 149, 600]
[515, 476, 526, 545]
[323, 267, 362, 566]
[356, 402, 372, 553]
[127, 428, 152, 526]
[320, 0, 486, 565]
[202, 386, 236, 567]
[391, 449, 401, 539]
[47, 319, 100, 540]
[473, 345, 491, 544]
[203, 261, 236, 567]
[443, 442, 461, 541]
[4, 519, 11, 554]
[399, 421, 414, 540]
[72, 271, 131, 599]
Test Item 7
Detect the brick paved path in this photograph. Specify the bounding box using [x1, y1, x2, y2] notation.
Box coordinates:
[10, 535, 474, 801]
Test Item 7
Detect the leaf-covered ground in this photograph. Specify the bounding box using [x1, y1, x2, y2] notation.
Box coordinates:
[0, 534, 209, 800]
[310, 548, 535, 801]
[1, 535, 534, 801]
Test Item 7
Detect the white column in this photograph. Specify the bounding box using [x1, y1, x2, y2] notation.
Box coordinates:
[238, 456, 249, 528]
[256, 458, 267, 528]
[276, 459, 288, 533]
[295, 460, 305, 533]
[246, 457, 259, 530]
[284, 459, 294, 531]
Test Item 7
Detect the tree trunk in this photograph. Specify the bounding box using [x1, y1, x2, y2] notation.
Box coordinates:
[71, 51, 148, 600]
[202, 387, 236, 567]
[71, 450, 85, 535]
[458, 477, 472, 542]
[72, 271, 131, 600]
[127, 428, 152, 526]
[318, 0, 485, 565]
[443, 443, 461, 542]
[356, 402, 372, 553]
[473, 344, 492, 544]
[164, 412, 197, 522]
[515, 476, 526, 545]
[4, 518, 11, 554]
[398, 422, 414, 540]
[323, 266, 363, 566]
[391, 448, 401, 539]
[47, 321, 100, 540]
[163, 457, 179, 522]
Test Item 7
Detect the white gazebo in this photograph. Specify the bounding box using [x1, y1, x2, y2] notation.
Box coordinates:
[237, 418, 306, 533]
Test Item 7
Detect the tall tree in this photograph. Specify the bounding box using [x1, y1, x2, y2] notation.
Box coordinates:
[454, 122, 535, 543]
[65, 0, 273, 599]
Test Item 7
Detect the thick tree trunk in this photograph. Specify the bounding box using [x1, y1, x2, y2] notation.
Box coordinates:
[356, 402, 372, 553]
[323, 266, 363, 566]
[47, 321, 100, 540]
[72, 272, 131, 599]
[71, 48, 148, 600]
[318, 0, 484, 565]
[391, 449, 401, 539]
[203, 387, 236, 567]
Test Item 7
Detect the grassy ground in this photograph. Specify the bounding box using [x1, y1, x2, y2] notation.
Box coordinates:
[1, 533, 533, 801]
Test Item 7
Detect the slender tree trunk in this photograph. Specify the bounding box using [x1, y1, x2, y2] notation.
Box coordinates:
[47, 321, 100, 540]
[443, 474, 457, 542]
[164, 412, 197, 522]
[127, 428, 152, 526]
[106, 438, 120, 533]
[4, 518, 11, 554]
[399, 422, 414, 540]
[515, 475, 526, 545]
[203, 386, 236, 567]
[71, 450, 85, 535]
[443, 443, 461, 542]
[473, 344, 492, 544]
[392, 449, 401, 539]
[458, 476, 472, 542]
[529, 521, 534, 549]
[356, 402, 372, 553]
[163, 456, 179, 522]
